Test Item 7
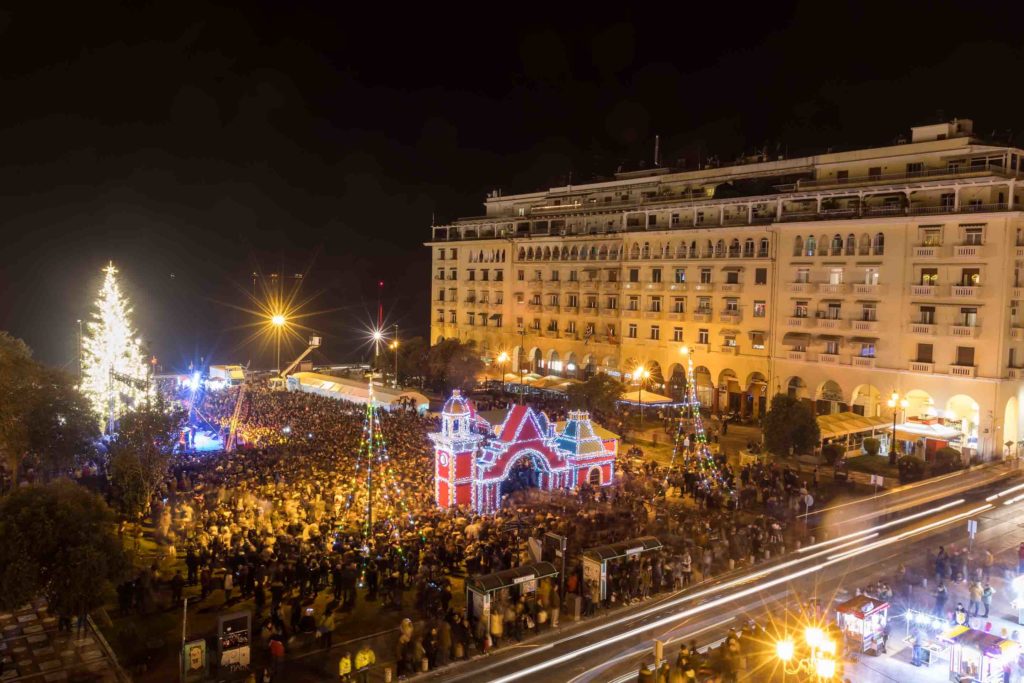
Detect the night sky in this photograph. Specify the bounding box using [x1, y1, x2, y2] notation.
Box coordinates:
[2, 3, 1024, 371]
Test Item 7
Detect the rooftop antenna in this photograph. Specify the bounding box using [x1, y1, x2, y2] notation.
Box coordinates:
[654, 134, 661, 167]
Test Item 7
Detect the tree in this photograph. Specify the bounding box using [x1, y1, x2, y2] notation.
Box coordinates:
[566, 373, 623, 417]
[862, 437, 881, 457]
[763, 393, 820, 456]
[898, 455, 926, 483]
[821, 443, 844, 465]
[0, 332, 38, 482]
[81, 263, 152, 428]
[0, 480, 129, 616]
[396, 336, 430, 386]
[107, 396, 184, 519]
[425, 339, 484, 393]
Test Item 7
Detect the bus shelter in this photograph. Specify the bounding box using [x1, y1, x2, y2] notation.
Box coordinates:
[466, 561, 558, 633]
[581, 536, 663, 602]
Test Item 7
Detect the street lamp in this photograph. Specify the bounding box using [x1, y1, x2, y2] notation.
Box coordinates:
[635, 366, 650, 425]
[518, 326, 527, 406]
[775, 626, 838, 681]
[497, 351, 510, 393]
[271, 313, 286, 376]
[888, 390, 909, 465]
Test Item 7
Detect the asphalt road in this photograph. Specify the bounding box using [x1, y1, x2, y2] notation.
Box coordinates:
[418, 461, 1023, 683]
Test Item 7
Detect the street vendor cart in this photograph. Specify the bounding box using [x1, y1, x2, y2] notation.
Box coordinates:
[835, 594, 889, 654]
[938, 626, 1018, 683]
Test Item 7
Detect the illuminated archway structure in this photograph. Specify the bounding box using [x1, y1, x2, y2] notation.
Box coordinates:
[430, 391, 617, 513]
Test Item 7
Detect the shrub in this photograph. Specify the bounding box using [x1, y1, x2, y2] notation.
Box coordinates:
[862, 437, 881, 457]
[933, 447, 964, 474]
[898, 455, 926, 483]
[821, 443, 844, 465]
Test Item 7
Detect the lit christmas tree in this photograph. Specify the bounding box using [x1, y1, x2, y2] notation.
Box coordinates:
[670, 347, 732, 492]
[81, 262, 151, 430]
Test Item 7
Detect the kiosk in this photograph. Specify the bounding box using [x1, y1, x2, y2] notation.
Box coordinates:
[466, 561, 559, 636]
[902, 608, 951, 666]
[581, 537, 663, 603]
[834, 594, 889, 654]
[939, 626, 1018, 683]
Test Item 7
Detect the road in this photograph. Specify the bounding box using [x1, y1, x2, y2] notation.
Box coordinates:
[418, 461, 1023, 683]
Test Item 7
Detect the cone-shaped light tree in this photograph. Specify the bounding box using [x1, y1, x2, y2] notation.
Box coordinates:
[81, 263, 151, 429]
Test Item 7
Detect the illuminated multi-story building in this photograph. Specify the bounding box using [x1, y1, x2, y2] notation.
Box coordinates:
[428, 119, 1024, 457]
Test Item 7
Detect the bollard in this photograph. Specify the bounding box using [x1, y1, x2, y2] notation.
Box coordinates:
[729, 559, 735, 571]
[384, 667, 393, 683]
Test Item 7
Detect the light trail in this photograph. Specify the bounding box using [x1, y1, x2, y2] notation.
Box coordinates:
[798, 498, 963, 552]
[800, 468, 968, 518]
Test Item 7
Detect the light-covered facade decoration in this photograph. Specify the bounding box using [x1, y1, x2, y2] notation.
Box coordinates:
[429, 391, 617, 513]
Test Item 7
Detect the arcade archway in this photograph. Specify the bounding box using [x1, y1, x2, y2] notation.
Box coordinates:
[851, 384, 884, 417]
[815, 380, 848, 415]
[946, 394, 980, 451]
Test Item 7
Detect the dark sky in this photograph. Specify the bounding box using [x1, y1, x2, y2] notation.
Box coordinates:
[2, 2, 1024, 370]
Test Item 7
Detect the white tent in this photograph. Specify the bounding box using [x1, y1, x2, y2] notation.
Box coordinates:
[287, 372, 429, 412]
[619, 388, 675, 405]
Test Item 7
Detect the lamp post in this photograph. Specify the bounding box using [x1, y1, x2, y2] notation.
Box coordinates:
[518, 326, 527, 406]
[775, 626, 838, 681]
[636, 367, 650, 425]
[888, 390, 909, 466]
[497, 351, 509, 394]
[392, 324, 399, 387]
[271, 314, 286, 376]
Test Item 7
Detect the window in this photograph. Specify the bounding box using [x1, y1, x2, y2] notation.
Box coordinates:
[467, 312, 475, 325]
[495, 270, 504, 281]
[872, 233, 885, 255]
[907, 162, 923, 176]
[919, 306, 935, 324]
[606, 296, 618, 310]
[449, 310, 457, 323]
[495, 293, 503, 305]
[753, 301, 766, 317]
[758, 238, 770, 258]
[514, 293, 525, 304]
[755, 267, 768, 285]
[795, 300, 809, 318]
[468, 269, 475, 281]
[671, 213, 680, 227]
[845, 234, 856, 255]
[674, 268, 686, 283]
[859, 341, 876, 358]
[825, 340, 839, 355]
[920, 268, 938, 286]
[436, 309, 444, 323]
[533, 270, 542, 281]
[724, 335, 737, 347]
[547, 319, 558, 332]
[568, 270, 578, 281]
[960, 307, 978, 327]
[673, 327, 683, 342]
[606, 324, 616, 338]
[647, 214, 657, 227]
[449, 268, 457, 280]
[921, 226, 942, 246]
[437, 248, 446, 261]
[697, 297, 711, 313]
[449, 248, 458, 259]
[751, 332, 766, 350]
[629, 268, 640, 283]
[725, 270, 740, 284]
[567, 294, 579, 308]
[651, 268, 662, 283]
[650, 296, 662, 312]
[584, 322, 595, 337]
[481, 270, 489, 281]
[438, 290, 445, 302]
[917, 343, 934, 363]
[436, 268, 445, 280]
[961, 268, 980, 286]
[628, 295, 639, 311]
[700, 268, 712, 284]
[826, 302, 842, 319]
[795, 268, 810, 284]
[607, 270, 619, 282]
[836, 170, 849, 182]
[530, 294, 541, 305]
[861, 303, 877, 321]
[963, 226, 984, 245]
[566, 321, 576, 334]
[516, 316, 524, 329]
[549, 270, 559, 281]
[517, 269, 525, 281]
[650, 325, 660, 340]
[586, 296, 598, 310]
[627, 324, 638, 339]
[672, 297, 685, 313]
[806, 235, 817, 256]
[548, 294, 558, 306]
[828, 267, 844, 285]
[725, 298, 739, 312]
[698, 329, 709, 344]
[956, 346, 975, 366]
[494, 315, 503, 328]
[743, 239, 755, 257]
[831, 234, 843, 254]
[864, 267, 879, 285]
[531, 318, 541, 330]
[868, 166, 882, 180]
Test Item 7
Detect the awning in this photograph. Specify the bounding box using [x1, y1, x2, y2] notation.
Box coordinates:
[835, 594, 890, 619]
[894, 421, 962, 442]
[582, 537, 663, 563]
[722, 266, 744, 272]
[467, 561, 559, 594]
[850, 336, 878, 344]
[817, 412, 891, 440]
[747, 330, 767, 337]
[619, 389, 675, 405]
[816, 334, 843, 343]
[489, 313, 501, 320]
[719, 328, 741, 336]
[939, 626, 1018, 657]
[782, 332, 811, 346]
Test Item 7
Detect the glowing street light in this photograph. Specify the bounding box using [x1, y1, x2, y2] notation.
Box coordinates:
[887, 390, 909, 465]
[635, 366, 650, 425]
[271, 314, 286, 327]
[775, 639, 795, 662]
[271, 313, 287, 376]
[775, 625, 837, 681]
[497, 351, 510, 390]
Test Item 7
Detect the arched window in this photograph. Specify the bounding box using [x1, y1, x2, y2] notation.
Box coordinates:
[641, 242, 651, 259]
[589, 246, 598, 260]
[845, 234, 856, 255]
[805, 235, 817, 256]
[831, 234, 843, 254]
[715, 239, 725, 257]
[873, 232, 885, 255]
[706, 240, 714, 257]
[518, 247, 526, 260]
[630, 243, 640, 259]
[743, 238, 755, 257]
[552, 247, 560, 260]
[561, 246, 569, 260]
[759, 237, 770, 257]
[793, 236, 804, 256]
[729, 239, 741, 257]
[527, 247, 534, 260]
[859, 233, 871, 255]
[570, 246, 579, 260]
[543, 247, 551, 260]
[690, 241, 698, 258]
[599, 245, 608, 260]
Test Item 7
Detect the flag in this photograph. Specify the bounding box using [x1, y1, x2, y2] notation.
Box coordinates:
[583, 328, 594, 345]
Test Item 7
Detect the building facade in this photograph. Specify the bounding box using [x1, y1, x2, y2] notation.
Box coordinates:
[427, 119, 1024, 457]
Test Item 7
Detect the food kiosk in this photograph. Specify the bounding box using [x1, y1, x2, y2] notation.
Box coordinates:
[834, 595, 889, 653]
[902, 608, 951, 666]
[938, 626, 1018, 683]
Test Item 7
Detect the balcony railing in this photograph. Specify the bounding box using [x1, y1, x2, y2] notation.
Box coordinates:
[817, 283, 847, 295]
[909, 361, 934, 373]
[622, 309, 639, 318]
[851, 319, 879, 332]
[910, 323, 937, 335]
[787, 350, 807, 361]
[817, 353, 841, 365]
[600, 281, 619, 290]
[853, 283, 881, 295]
[1011, 327, 1024, 342]
[851, 356, 876, 368]
[816, 318, 845, 329]
[913, 245, 942, 258]
[666, 312, 685, 321]
[954, 244, 984, 258]
[1009, 367, 1024, 380]
[790, 163, 1021, 190]
[642, 310, 661, 319]
[719, 283, 742, 293]
[787, 316, 816, 328]
[667, 282, 687, 291]
[720, 311, 742, 324]
[949, 365, 977, 378]
[788, 282, 815, 293]
[1013, 288, 1024, 300]
[692, 311, 713, 322]
[951, 285, 980, 298]
[644, 282, 665, 291]
[719, 345, 738, 354]
[950, 324, 980, 338]
[910, 284, 937, 296]
[693, 283, 715, 292]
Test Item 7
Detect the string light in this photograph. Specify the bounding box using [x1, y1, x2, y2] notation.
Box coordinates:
[670, 346, 733, 493]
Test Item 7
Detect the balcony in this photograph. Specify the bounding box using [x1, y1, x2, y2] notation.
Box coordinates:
[563, 279, 581, 290]
[909, 322, 938, 335]
[950, 324, 980, 338]
[951, 285, 980, 298]
[1011, 327, 1024, 341]
[817, 353, 841, 365]
[949, 365, 977, 378]
[954, 244, 984, 258]
[692, 310, 713, 322]
[853, 283, 881, 295]
[667, 282, 688, 292]
[528, 303, 542, 312]
[1013, 288, 1024, 300]
[543, 304, 559, 312]
[851, 319, 879, 332]
[851, 356, 876, 368]
[690, 343, 710, 354]
[720, 311, 742, 324]
[719, 345, 738, 355]
[599, 281, 618, 291]
[623, 282, 640, 291]
[787, 350, 808, 361]
[643, 310, 661, 319]
[816, 318, 845, 330]
[910, 284, 937, 296]
[693, 282, 715, 292]
[1018, 247, 1024, 258]
[909, 361, 934, 373]
[622, 309, 640, 318]
[817, 283, 847, 295]
[719, 283, 742, 293]
[787, 316, 816, 328]
[912, 245, 942, 258]
[644, 282, 665, 292]
[666, 312, 685, 321]
[542, 280, 561, 290]
[789, 282, 815, 293]
[1009, 367, 1024, 380]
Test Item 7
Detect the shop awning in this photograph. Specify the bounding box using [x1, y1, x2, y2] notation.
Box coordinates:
[835, 594, 890, 619]
[817, 412, 891, 440]
[582, 537, 663, 563]
[782, 332, 811, 346]
[850, 336, 878, 344]
[619, 389, 675, 405]
[719, 328, 741, 336]
[894, 421, 962, 442]
[467, 561, 559, 594]
[489, 313, 501, 320]
[939, 626, 1018, 657]
[816, 334, 843, 343]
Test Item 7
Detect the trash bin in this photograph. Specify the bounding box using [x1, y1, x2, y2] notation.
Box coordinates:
[565, 593, 583, 622]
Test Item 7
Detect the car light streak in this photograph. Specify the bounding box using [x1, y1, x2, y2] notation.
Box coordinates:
[798, 499, 963, 552]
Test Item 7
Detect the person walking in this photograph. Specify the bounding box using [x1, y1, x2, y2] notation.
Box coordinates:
[354, 643, 375, 683]
[223, 570, 234, 604]
[317, 609, 336, 650]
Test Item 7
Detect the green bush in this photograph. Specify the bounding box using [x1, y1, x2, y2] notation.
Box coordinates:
[862, 437, 881, 457]
[898, 455, 926, 483]
[821, 443, 844, 465]
[932, 447, 963, 474]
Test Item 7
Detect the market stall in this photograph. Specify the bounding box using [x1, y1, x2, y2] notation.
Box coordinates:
[938, 625, 1018, 683]
[893, 419, 964, 462]
[834, 594, 889, 654]
[902, 608, 951, 667]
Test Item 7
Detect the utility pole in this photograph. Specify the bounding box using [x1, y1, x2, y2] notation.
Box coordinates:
[393, 324, 399, 388]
